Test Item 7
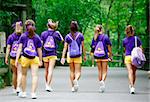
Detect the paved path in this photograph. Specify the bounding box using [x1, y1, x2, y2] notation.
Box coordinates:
[0, 67, 149, 102]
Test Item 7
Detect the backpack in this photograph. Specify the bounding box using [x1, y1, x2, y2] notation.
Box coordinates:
[10, 41, 19, 58]
[44, 31, 56, 51]
[68, 33, 81, 58]
[94, 34, 106, 58]
[24, 39, 37, 57]
[131, 36, 146, 68]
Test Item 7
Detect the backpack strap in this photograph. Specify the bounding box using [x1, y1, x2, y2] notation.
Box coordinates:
[75, 33, 80, 40]
[100, 34, 105, 41]
[68, 33, 80, 41]
[48, 30, 55, 36]
[135, 36, 137, 47]
[68, 34, 73, 41]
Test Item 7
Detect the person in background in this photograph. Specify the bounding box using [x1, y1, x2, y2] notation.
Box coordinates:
[91, 25, 112, 93]
[5, 21, 23, 95]
[41, 19, 64, 92]
[123, 25, 142, 94]
[90, 41, 95, 67]
[61, 21, 86, 92]
[15, 19, 42, 99]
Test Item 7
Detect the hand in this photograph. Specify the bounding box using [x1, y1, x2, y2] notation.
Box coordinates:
[84, 55, 86, 62]
[39, 61, 43, 67]
[5, 58, 8, 65]
[15, 60, 18, 67]
[108, 57, 112, 62]
[61, 58, 65, 65]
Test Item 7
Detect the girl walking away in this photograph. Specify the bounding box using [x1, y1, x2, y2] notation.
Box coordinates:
[91, 25, 112, 93]
[123, 25, 142, 94]
[41, 19, 64, 92]
[15, 19, 42, 99]
[5, 21, 23, 95]
[61, 21, 86, 92]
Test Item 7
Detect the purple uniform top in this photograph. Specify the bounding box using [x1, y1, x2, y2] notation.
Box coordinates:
[65, 32, 84, 57]
[7, 33, 21, 45]
[123, 36, 142, 56]
[7, 33, 21, 58]
[91, 34, 112, 59]
[18, 32, 42, 57]
[41, 30, 63, 57]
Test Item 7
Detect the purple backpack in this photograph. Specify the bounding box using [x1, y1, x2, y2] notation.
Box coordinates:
[24, 39, 37, 57]
[94, 34, 106, 58]
[10, 41, 19, 58]
[44, 31, 55, 51]
[131, 36, 146, 68]
[68, 33, 81, 58]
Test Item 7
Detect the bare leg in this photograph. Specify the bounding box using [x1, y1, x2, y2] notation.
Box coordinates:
[44, 62, 49, 83]
[97, 62, 102, 81]
[21, 67, 28, 92]
[30, 64, 39, 93]
[91, 55, 94, 66]
[69, 63, 75, 87]
[74, 63, 81, 81]
[11, 64, 17, 90]
[132, 65, 137, 85]
[47, 60, 56, 86]
[101, 61, 108, 81]
[126, 63, 134, 87]
[16, 64, 22, 92]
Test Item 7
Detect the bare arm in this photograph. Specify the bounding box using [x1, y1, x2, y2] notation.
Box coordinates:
[5, 45, 11, 65]
[61, 42, 68, 59]
[37, 47, 42, 66]
[61, 42, 68, 64]
[82, 41, 86, 61]
[107, 45, 112, 62]
[108, 45, 112, 58]
[139, 45, 144, 52]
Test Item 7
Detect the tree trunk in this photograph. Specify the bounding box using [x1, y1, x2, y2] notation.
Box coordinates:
[127, 0, 135, 25]
[116, 5, 120, 53]
[146, 0, 150, 34]
[105, 0, 114, 37]
[98, 0, 103, 25]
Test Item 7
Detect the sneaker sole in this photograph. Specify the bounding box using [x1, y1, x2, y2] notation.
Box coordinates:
[130, 92, 135, 94]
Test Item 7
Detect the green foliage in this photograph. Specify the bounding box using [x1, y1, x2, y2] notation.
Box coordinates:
[0, 76, 5, 88]
[32, 0, 148, 67]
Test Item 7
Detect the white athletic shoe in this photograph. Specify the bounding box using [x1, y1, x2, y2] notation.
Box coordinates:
[45, 84, 53, 92]
[73, 80, 79, 92]
[19, 92, 27, 98]
[99, 81, 105, 93]
[31, 93, 37, 99]
[130, 87, 135, 94]
[71, 87, 75, 92]
[16, 87, 21, 96]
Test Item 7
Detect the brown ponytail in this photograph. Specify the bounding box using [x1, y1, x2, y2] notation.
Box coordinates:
[27, 25, 35, 38]
[25, 19, 36, 38]
[70, 21, 78, 39]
